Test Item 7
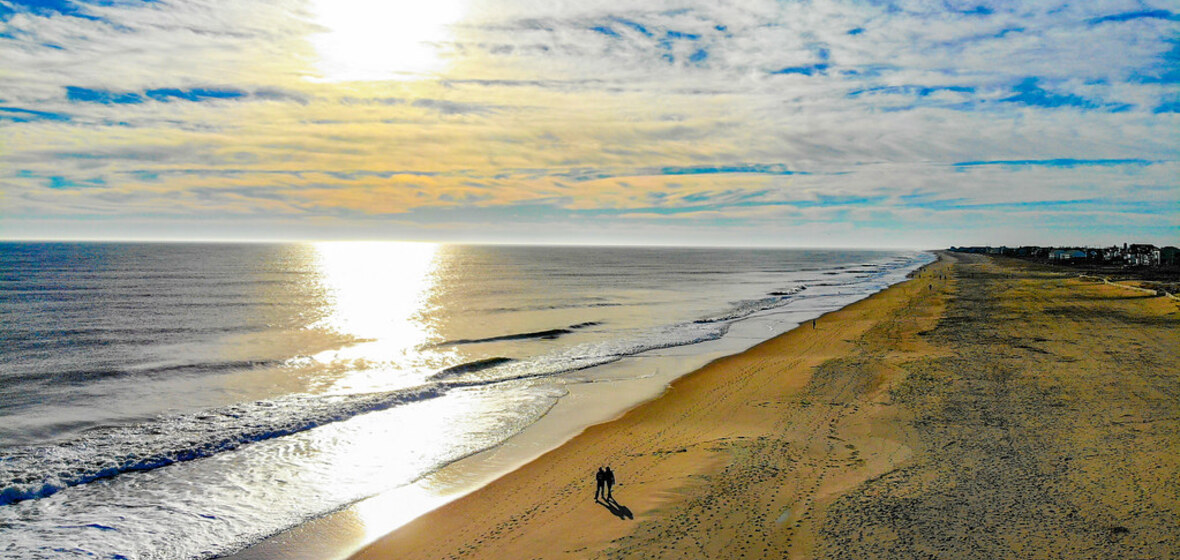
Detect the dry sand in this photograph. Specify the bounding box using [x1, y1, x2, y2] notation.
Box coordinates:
[352, 252, 1180, 559]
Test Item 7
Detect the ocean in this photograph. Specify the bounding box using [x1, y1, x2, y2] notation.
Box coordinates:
[0, 242, 933, 559]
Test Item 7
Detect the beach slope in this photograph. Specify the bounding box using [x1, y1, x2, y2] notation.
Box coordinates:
[352, 252, 1179, 559]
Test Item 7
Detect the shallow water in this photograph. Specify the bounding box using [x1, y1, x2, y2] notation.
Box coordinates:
[0, 242, 932, 559]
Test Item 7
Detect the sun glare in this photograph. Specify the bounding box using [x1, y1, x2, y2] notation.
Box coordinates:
[312, 241, 439, 340]
[310, 242, 441, 389]
[310, 0, 467, 81]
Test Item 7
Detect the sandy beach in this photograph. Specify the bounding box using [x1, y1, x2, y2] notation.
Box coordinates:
[352, 251, 1179, 559]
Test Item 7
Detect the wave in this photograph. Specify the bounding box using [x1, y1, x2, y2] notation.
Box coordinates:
[0, 385, 444, 507]
[430, 357, 515, 380]
[434, 321, 601, 346]
[0, 359, 284, 386]
[0, 256, 935, 509]
[434, 290, 816, 389]
[1, 327, 258, 355]
[433, 284, 814, 388]
[695, 285, 807, 324]
[479, 302, 621, 313]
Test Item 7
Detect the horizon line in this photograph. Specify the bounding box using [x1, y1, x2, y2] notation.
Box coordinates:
[0, 237, 940, 251]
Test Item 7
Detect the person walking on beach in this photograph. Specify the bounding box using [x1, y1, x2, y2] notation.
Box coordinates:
[604, 466, 615, 501]
[595, 467, 606, 501]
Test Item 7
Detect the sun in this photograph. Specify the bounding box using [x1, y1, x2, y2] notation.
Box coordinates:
[309, 0, 468, 82]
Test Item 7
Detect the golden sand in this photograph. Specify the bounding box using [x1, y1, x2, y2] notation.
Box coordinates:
[352, 252, 1179, 559]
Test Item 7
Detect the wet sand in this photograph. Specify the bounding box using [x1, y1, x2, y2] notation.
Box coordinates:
[352, 252, 1179, 559]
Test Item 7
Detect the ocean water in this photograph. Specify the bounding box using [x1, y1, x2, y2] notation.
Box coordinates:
[0, 242, 933, 559]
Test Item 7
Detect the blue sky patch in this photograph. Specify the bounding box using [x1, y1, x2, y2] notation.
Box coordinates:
[145, 88, 245, 102]
[2, 0, 101, 21]
[658, 163, 807, 176]
[1132, 40, 1180, 84]
[958, 5, 994, 17]
[898, 197, 1101, 211]
[1154, 100, 1180, 113]
[998, 78, 1128, 110]
[66, 86, 144, 104]
[771, 63, 829, 76]
[0, 106, 71, 122]
[48, 175, 106, 189]
[1087, 10, 1178, 25]
[849, 85, 975, 97]
[610, 17, 653, 37]
[781, 195, 887, 209]
[897, 197, 1173, 216]
[590, 26, 619, 38]
[67, 86, 249, 104]
[951, 158, 1153, 168]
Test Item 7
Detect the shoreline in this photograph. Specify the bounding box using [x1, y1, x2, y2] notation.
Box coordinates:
[349, 251, 1179, 559]
[346, 254, 952, 559]
[224, 255, 937, 560]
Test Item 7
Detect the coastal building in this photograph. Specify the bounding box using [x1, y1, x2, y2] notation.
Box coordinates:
[1126, 244, 1160, 266]
[1049, 249, 1087, 261]
[950, 244, 1174, 268]
[1102, 246, 1124, 262]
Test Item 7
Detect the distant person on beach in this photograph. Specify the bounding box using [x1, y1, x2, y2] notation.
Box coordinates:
[604, 466, 615, 500]
[595, 467, 606, 501]
[812, 319, 816, 329]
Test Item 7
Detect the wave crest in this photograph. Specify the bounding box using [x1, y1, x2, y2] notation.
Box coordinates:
[0, 385, 443, 506]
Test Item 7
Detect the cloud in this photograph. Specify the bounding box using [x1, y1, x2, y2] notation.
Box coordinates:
[1, 0, 1178, 246]
[410, 98, 498, 115]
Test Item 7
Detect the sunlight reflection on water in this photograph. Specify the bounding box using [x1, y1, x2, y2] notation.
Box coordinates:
[300, 243, 514, 542]
[309, 241, 445, 392]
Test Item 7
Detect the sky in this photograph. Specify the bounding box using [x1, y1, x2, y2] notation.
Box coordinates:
[0, 0, 1177, 248]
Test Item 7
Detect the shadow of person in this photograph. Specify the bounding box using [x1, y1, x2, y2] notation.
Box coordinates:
[596, 497, 633, 520]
